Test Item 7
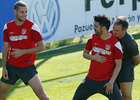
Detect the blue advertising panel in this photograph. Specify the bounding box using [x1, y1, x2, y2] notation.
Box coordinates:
[0, 0, 18, 53]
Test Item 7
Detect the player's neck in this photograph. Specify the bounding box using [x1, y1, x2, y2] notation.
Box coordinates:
[100, 32, 111, 40]
[15, 19, 25, 26]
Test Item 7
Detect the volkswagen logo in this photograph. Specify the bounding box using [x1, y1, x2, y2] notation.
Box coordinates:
[28, 0, 60, 41]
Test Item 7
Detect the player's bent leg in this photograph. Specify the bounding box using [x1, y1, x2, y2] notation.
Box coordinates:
[119, 82, 133, 100]
[28, 74, 50, 100]
[73, 85, 93, 100]
[73, 77, 96, 100]
[0, 81, 12, 100]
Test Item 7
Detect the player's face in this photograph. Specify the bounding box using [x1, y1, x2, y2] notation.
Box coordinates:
[113, 24, 125, 38]
[93, 22, 103, 36]
[15, 6, 27, 22]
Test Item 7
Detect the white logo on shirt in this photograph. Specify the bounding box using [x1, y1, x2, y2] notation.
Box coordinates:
[94, 43, 98, 45]
[10, 32, 14, 34]
[92, 47, 111, 55]
[10, 35, 28, 41]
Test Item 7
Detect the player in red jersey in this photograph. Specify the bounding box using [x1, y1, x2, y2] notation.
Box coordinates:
[113, 16, 140, 100]
[73, 14, 123, 100]
[0, 1, 50, 100]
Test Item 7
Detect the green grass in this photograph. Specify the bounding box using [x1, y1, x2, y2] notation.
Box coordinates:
[128, 24, 140, 34]
[0, 25, 140, 100]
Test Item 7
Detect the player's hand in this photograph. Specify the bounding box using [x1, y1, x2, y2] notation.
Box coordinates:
[11, 49, 24, 58]
[92, 52, 107, 63]
[2, 68, 9, 80]
[103, 81, 113, 95]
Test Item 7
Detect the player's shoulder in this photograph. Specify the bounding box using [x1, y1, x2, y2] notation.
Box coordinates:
[88, 33, 94, 39]
[109, 35, 122, 48]
[125, 33, 134, 40]
[6, 20, 15, 25]
[110, 34, 119, 42]
[88, 33, 98, 40]
[92, 33, 100, 38]
[26, 19, 39, 28]
[25, 19, 34, 25]
[124, 33, 137, 45]
[4, 20, 15, 30]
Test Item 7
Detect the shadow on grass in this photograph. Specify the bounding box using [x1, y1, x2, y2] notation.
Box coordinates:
[8, 43, 86, 96]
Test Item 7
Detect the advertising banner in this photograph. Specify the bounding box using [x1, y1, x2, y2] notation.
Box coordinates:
[22, 0, 140, 43]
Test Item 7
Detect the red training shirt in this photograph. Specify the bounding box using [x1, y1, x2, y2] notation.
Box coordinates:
[3, 19, 43, 68]
[85, 33, 123, 81]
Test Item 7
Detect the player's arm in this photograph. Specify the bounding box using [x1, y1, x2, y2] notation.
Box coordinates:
[2, 42, 9, 80]
[128, 40, 140, 66]
[11, 40, 44, 58]
[109, 41, 123, 84]
[22, 40, 44, 54]
[83, 49, 106, 63]
[110, 59, 122, 83]
[83, 49, 92, 60]
[104, 41, 123, 95]
[132, 54, 140, 66]
[104, 59, 122, 95]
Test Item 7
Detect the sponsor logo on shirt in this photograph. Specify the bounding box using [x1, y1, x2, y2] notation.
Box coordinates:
[105, 44, 111, 50]
[92, 46, 111, 55]
[94, 43, 98, 45]
[10, 35, 28, 41]
[10, 32, 14, 34]
[22, 29, 27, 35]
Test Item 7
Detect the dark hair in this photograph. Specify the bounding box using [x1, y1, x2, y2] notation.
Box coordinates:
[114, 16, 129, 30]
[94, 14, 110, 30]
[14, 1, 27, 10]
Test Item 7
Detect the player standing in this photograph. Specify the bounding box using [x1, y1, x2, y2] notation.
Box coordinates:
[113, 16, 140, 100]
[73, 14, 123, 100]
[0, 1, 49, 100]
